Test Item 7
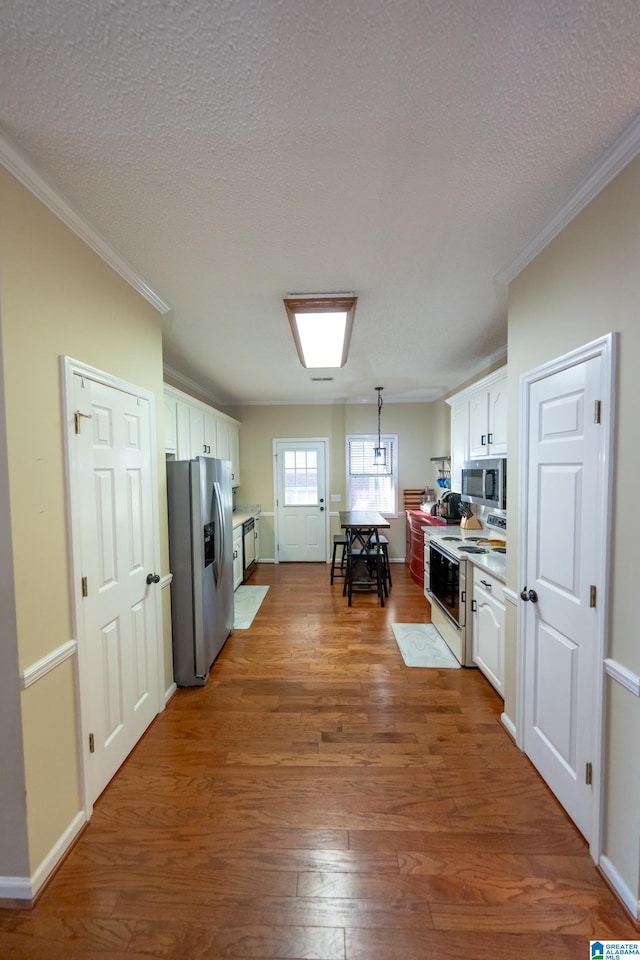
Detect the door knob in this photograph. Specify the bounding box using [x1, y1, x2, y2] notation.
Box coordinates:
[319, 506, 325, 511]
[527, 588, 538, 603]
[520, 586, 538, 603]
[146, 573, 160, 585]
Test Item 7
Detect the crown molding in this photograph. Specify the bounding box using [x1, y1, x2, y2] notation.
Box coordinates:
[162, 363, 225, 406]
[495, 111, 640, 285]
[0, 131, 171, 315]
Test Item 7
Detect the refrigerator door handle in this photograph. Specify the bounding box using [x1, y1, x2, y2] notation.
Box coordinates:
[213, 480, 225, 581]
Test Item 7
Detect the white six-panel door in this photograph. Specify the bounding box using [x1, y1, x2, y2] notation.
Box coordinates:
[520, 336, 613, 847]
[70, 365, 161, 806]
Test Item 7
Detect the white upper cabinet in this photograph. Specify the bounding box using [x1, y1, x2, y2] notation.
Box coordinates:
[449, 399, 469, 492]
[191, 408, 216, 457]
[164, 385, 241, 486]
[215, 414, 240, 486]
[164, 394, 177, 456]
[447, 367, 507, 485]
[216, 416, 230, 460]
[175, 398, 191, 459]
[468, 374, 507, 458]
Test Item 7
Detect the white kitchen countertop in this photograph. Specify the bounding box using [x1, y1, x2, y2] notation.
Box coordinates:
[232, 504, 261, 529]
[468, 551, 506, 582]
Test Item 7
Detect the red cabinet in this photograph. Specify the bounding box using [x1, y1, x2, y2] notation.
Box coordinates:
[406, 510, 445, 587]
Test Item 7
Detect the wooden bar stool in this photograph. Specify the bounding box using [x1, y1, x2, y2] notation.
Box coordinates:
[330, 534, 348, 584]
[343, 537, 386, 607]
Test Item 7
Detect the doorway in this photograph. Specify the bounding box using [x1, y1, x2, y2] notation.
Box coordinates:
[517, 333, 615, 854]
[274, 438, 329, 562]
[63, 357, 163, 810]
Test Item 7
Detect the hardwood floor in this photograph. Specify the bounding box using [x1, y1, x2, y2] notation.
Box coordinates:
[1, 562, 637, 958]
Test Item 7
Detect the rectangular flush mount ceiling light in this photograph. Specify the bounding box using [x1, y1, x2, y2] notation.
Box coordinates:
[284, 294, 357, 368]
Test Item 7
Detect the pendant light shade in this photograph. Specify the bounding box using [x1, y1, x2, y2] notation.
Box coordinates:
[373, 386, 386, 466]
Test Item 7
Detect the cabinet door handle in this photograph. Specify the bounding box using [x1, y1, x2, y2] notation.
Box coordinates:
[487, 433, 493, 444]
[471, 599, 477, 612]
[481, 434, 487, 446]
[480, 579, 492, 589]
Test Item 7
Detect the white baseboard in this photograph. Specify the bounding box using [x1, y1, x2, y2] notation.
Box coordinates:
[500, 711, 517, 741]
[165, 681, 177, 704]
[599, 854, 640, 921]
[0, 875, 32, 902]
[0, 809, 86, 904]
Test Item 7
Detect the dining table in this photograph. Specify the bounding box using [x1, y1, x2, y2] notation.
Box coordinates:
[338, 510, 391, 604]
[339, 510, 390, 546]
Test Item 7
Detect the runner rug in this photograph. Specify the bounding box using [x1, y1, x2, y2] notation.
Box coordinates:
[391, 623, 461, 668]
[233, 585, 269, 629]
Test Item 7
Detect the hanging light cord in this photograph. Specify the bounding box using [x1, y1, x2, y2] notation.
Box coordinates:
[374, 386, 386, 465]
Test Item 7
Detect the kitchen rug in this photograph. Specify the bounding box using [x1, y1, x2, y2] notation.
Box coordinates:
[391, 623, 460, 669]
[234, 585, 269, 629]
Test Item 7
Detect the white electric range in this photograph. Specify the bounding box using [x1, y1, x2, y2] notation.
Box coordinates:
[425, 513, 507, 666]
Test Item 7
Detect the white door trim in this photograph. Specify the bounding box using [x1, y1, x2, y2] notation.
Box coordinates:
[61, 356, 164, 818]
[272, 437, 330, 563]
[516, 332, 616, 861]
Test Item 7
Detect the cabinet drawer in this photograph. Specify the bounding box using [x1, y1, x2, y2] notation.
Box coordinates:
[472, 566, 504, 599]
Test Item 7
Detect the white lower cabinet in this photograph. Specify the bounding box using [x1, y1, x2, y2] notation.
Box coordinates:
[471, 566, 505, 697]
[233, 527, 243, 591]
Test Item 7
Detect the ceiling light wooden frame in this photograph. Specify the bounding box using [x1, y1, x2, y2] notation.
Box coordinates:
[284, 293, 357, 368]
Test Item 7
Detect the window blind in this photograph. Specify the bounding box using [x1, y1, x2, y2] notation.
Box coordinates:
[347, 437, 395, 512]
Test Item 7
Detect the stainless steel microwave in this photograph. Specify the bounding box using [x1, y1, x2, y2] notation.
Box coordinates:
[460, 458, 506, 510]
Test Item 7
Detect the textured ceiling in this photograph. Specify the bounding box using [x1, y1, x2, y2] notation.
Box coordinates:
[2, 1, 640, 404]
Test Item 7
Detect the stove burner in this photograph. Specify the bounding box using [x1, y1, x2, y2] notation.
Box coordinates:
[441, 536, 462, 541]
[492, 547, 506, 554]
[458, 546, 489, 554]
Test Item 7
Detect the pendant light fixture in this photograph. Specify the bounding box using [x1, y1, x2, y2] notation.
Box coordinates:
[373, 386, 386, 466]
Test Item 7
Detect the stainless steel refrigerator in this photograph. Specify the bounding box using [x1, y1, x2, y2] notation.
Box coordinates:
[166, 456, 234, 686]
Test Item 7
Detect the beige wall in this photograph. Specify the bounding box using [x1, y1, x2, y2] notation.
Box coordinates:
[0, 167, 169, 876]
[508, 155, 640, 908]
[228, 400, 448, 561]
[0, 314, 29, 879]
